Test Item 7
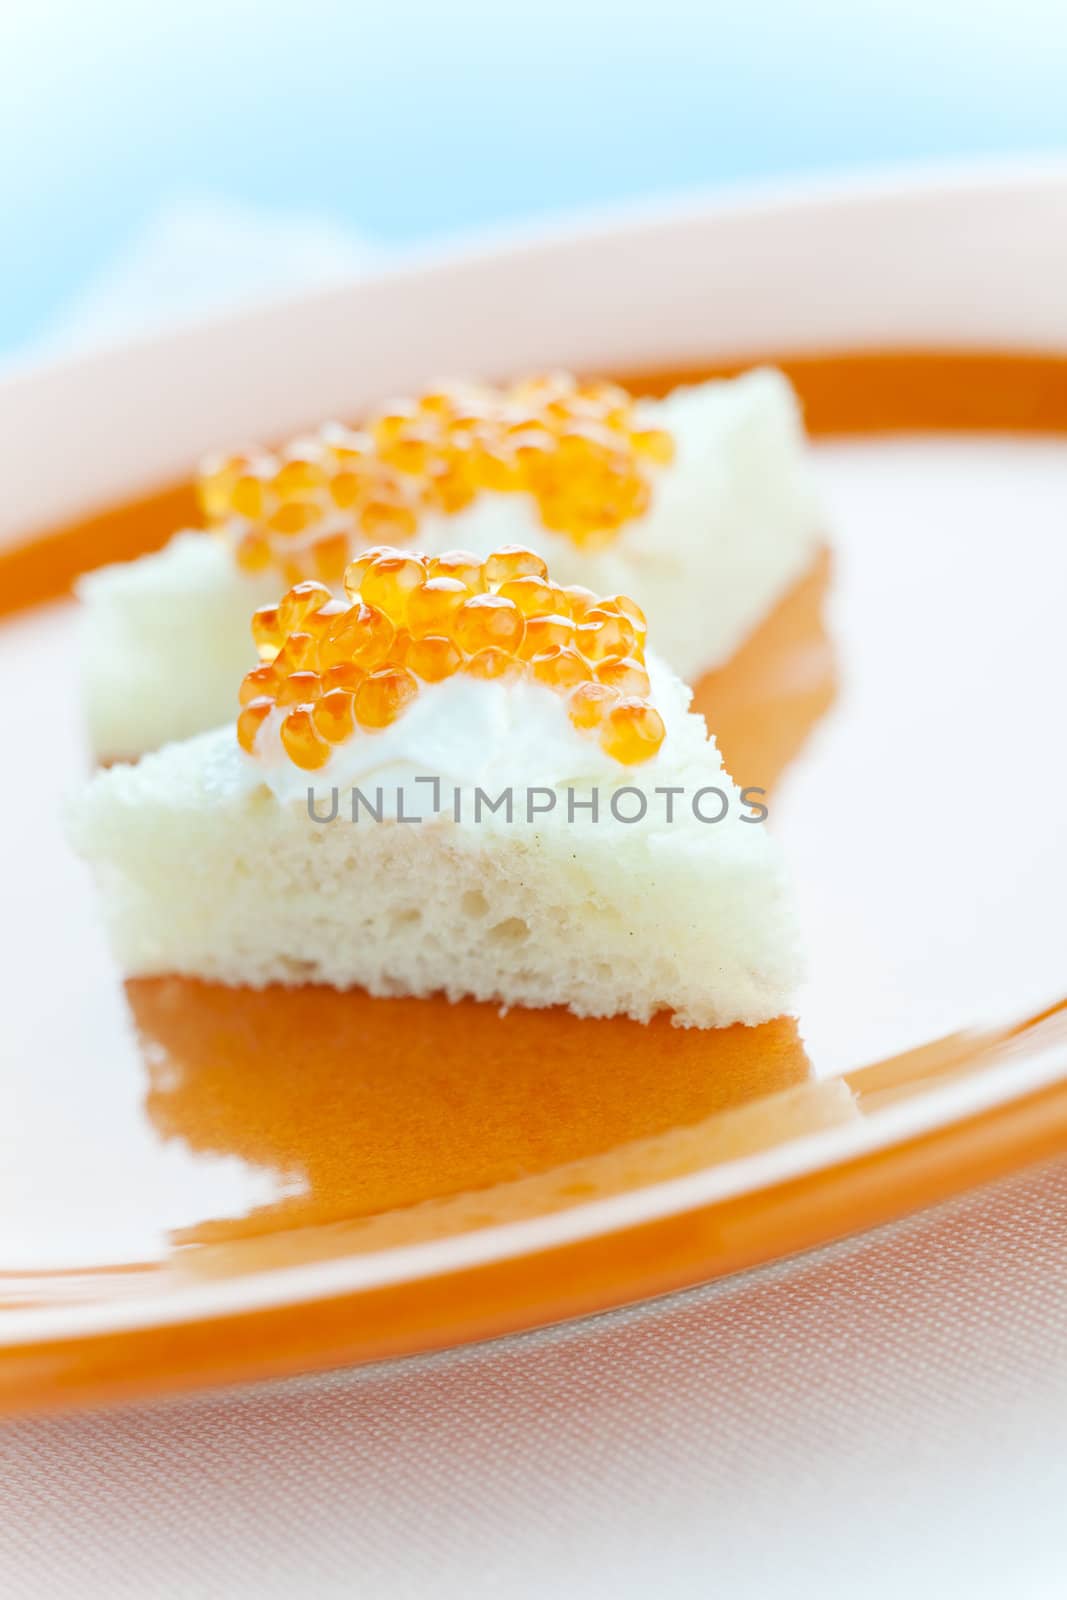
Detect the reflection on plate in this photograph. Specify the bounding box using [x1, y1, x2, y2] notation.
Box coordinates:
[135, 982, 838, 1256]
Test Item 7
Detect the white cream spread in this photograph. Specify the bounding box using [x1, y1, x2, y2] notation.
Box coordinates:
[244, 653, 717, 811]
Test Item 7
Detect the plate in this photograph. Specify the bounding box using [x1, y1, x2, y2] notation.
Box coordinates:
[2, 167, 1067, 1415]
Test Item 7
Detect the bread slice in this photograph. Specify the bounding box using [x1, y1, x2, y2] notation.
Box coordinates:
[69, 686, 799, 1028]
[79, 368, 822, 758]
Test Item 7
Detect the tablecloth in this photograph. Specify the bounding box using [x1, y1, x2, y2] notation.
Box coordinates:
[4, 1157, 1066, 1598]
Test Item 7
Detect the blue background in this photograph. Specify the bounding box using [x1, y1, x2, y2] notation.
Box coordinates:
[3, 0, 1066, 358]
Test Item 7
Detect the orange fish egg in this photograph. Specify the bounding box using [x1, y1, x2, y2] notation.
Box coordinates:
[575, 610, 639, 661]
[530, 646, 588, 691]
[236, 696, 273, 754]
[310, 534, 351, 584]
[596, 656, 651, 697]
[407, 576, 469, 637]
[469, 440, 523, 492]
[453, 593, 525, 655]
[343, 545, 398, 599]
[278, 581, 333, 635]
[518, 613, 575, 658]
[238, 663, 280, 707]
[251, 605, 283, 661]
[272, 631, 318, 676]
[328, 470, 364, 510]
[275, 670, 322, 707]
[313, 687, 357, 744]
[422, 452, 478, 515]
[447, 401, 494, 435]
[577, 377, 630, 407]
[556, 420, 619, 460]
[359, 495, 419, 543]
[378, 426, 437, 476]
[428, 549, 486, 590]
[390, 628, 412, 666]
[301, 597, 347, 638]
[320, 661, 366, 695]
[559, 584, 599, 619]
[358, 552, 427, 619]
[464, 647, 522, 681]
[513, 370, 571, 402]
[630, 426, 675, 465]
[407, 634, 463, 682]
[495, 575, 560, 617]
[281, 557, 309, 588]
[509, 429, 555, 492]
[320, 422, 371, 464]
[483, 544, 548, 585]
[540, 498, 607, 543]
[355, 666, 419, 729]
[417, 388, 459, 419]
[273, 453, 327, 499]
[198, 450, 250, 521]
[268, 501, 322, 538]
[371, 404, 421, 448]
[613, 473, 651, 522]
[599, 592, 648, 637]
[231, 472, 271, 521]
[234, 530, 273, 574]
[280, 707, 332, 770]
[599, 699, 666, 765]
[319, 602, 395, 672]
[568, 680, 620, 731]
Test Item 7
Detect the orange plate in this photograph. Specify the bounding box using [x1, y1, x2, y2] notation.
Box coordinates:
[3, 351, 1067, 1417]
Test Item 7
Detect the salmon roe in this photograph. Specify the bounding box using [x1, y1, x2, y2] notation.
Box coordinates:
[237, 546, 666, 769]
[200, 374, 674, 582]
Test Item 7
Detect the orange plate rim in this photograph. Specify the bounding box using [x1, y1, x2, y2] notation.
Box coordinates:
[6, 1019, 1064, 1347]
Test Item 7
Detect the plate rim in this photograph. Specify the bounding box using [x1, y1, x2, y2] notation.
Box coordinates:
[5, 163, 1067, 1380]
[4, 155, 1067, 543]
[5, 1004, 1065, 1345]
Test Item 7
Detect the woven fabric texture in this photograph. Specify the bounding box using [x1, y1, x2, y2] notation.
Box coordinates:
[3, 1158, 1066, 1599]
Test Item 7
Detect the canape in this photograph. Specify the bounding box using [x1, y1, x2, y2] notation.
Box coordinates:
[70, 545, 802, 1028]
